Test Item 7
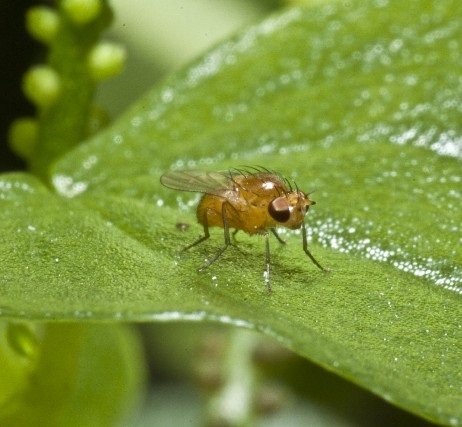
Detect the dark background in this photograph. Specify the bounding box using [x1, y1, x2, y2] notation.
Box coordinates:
[0, 0, 38, 172]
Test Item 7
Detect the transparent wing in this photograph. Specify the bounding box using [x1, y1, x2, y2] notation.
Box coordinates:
[160, 170, 235, 195]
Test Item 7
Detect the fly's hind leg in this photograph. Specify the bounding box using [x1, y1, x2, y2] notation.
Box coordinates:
[230, 229, 245, 254]
[197, 202, 232, 271]
[180, 219, 210, 253]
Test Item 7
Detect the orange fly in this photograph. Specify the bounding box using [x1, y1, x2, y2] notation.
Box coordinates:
[160, 167, 324, 291]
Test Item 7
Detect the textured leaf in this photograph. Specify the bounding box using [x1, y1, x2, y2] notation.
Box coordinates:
[1, 1, 461, 424]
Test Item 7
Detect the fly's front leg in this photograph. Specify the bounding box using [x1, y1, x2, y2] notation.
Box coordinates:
[264, 232, 272, 293]
[301, 221, 325, 271]
[197, 202, 232, 271]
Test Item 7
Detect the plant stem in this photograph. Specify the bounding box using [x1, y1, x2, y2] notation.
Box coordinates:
[205, 328, 259, 427]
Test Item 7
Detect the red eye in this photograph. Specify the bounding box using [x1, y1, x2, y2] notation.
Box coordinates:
[268, 197, 290, 222]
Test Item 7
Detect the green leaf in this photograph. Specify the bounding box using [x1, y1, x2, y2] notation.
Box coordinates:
[1, 0, 461, 424]
[0, 322, 144, 426]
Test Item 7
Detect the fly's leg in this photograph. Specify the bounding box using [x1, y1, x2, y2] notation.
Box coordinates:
[270, 228, 286, 245]
[264, 232, 272, 293]
[180, 214, 210, 253]
[301, 222, 325, 271]
[197, 202, 232, 271]
[230, 229, 245, 254]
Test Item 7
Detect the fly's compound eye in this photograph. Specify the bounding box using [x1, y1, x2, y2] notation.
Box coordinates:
[268, 197, 291, 223]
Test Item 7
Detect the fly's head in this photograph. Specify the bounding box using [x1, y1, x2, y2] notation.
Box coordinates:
[268, 191, 315, 230]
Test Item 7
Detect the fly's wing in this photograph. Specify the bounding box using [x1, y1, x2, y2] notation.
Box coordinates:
[160, 170, 235, 195]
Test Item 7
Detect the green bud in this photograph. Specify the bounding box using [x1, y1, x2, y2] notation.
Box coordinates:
[8, 118, 38, 160]
[22, 66, 61, 109]
[26, 6, 60, 44]
[61, 0, 102, 25]
[87, 42, 126, 80]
